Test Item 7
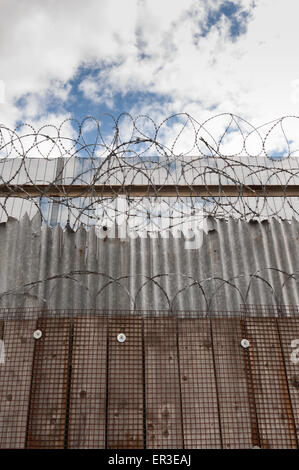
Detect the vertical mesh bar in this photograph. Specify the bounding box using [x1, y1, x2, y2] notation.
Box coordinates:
[26, 318, 70, 449]
[68, 316, 107, 448]
[107, 316, 144, 449]
[0, 320, 37, 449]
[246, 318, 297, 449]
[178, 318, 222, 448]
[144, 317, 183, 448]
[211, 318, 255, 448]
[277, 318, 299, 446]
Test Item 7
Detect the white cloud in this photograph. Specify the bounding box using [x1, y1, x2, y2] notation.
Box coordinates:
[0, 0, 138, 126]
[0, 0, 299, 154]
[78, 72, 115, 108]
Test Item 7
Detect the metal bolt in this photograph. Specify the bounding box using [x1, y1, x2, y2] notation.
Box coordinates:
[117, 333, 126, 343]
[241, 338, 250, 348]
[33, 329, 42, 340]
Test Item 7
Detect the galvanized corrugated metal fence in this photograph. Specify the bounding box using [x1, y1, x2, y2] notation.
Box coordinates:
[0, 216, 298, 311]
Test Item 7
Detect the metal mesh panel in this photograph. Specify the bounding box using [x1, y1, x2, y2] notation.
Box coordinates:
[0, 320, 36, 448]
[178, 319, 221, 449]
[245, 318, 297, 449]
[0, 309, 299, 449]
[144, 317, 183, 449]
[26, 318, 70, 449]
[107, 317, 144, 449]
[68, 317, 107, 448]
[211, 318, 258, 449]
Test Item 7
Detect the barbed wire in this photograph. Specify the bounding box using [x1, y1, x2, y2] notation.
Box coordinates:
[0, 112, 298, 230]
[0, 267, 297, 312]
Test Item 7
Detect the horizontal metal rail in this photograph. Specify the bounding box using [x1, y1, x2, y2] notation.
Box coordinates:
[0, 184, 298, 198]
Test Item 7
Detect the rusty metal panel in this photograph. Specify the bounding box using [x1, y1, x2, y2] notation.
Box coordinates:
[0, 310, 298, 449]
[0, 320, 37, 448]
[178, 319, 221, 448]
[107, 317, 144, 449]
[276, 318, 299, 446]
[211, 318, 257, 449]
[68, 316, 107, 448]
[26, 318, 70, 449]
[246, 319, 297, 449]
[144, 317, 183, 448]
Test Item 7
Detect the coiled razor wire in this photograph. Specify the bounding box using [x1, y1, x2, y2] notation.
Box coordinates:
[0, 112, 298, 230]
[0, 268, 297, 312]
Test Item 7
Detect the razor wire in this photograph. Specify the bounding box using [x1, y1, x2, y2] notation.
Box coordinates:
[0, 268, 297, 312]
[0, 112, 299, 230]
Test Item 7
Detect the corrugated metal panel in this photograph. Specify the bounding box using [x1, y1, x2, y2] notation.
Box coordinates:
[0, 156, 299, 225]
[0, 214, 298, 311]
[1, 156, 298, 186]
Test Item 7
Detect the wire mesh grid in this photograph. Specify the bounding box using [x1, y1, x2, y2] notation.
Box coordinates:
[26, 317, 70, 449]
[107, 317, 144, 449]
[68, 316, 107, 448]
[245, 318, 297, 449]
[0, 308, 299, 449]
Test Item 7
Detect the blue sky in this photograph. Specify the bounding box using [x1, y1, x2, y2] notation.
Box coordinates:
[13, 1, 254, 124]
[47, 1, 253, 123]
[1, 0, 299, 156]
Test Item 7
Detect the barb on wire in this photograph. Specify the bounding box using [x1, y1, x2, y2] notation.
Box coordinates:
[0, 268, 297, 312]
[0, 112, 298, 230]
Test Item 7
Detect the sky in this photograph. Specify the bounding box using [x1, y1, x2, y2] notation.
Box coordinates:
[1, 0, 299, 156]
